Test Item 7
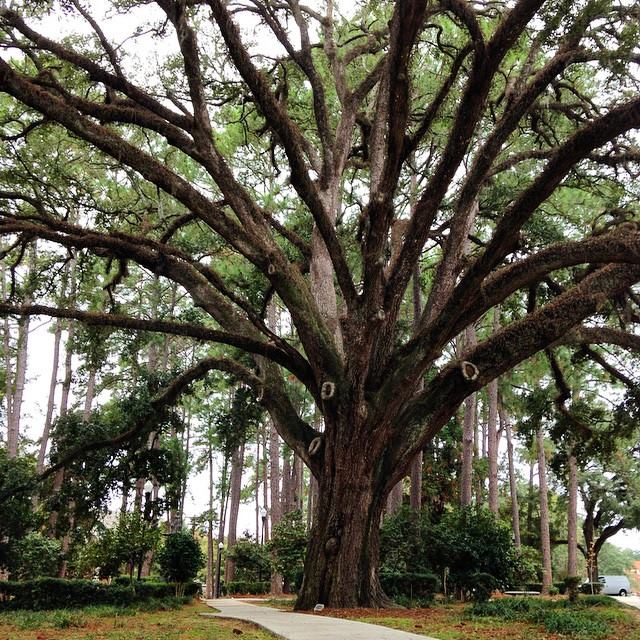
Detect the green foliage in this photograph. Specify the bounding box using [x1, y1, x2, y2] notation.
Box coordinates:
[224, 580, 270, 595]
[11, 532, 61, 580]
[580, 582, 604, 595]
[379, 572, 439, 603]
[469, 596, 627, 639]
[0, 578, 195, 611]
[227, 536, 271, 582]
[92, 511, 160, 580]
[0, 451, 37, 564]
[157, 531, 204, 586]
[268, 510, 307, 589]
[380, 506, 533, 601]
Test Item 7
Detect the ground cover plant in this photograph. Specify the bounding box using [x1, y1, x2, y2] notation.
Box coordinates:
[299, 596, 640, 640]
[0, 601, 276, 640]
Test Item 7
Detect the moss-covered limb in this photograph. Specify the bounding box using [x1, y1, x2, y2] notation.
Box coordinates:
[0, 302, 316, 391]
[560, 326, 640, 353]
[384, 263, 640, 483]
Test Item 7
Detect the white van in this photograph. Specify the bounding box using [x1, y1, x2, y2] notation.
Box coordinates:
[598, 575, 631, 596]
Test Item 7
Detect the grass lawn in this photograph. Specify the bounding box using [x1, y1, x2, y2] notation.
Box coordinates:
[265, 595, 640, 640]
[0, 601, 276, 640]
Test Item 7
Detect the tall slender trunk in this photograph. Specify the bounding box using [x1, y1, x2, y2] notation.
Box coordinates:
[501, 403, 521, 548]
[537, 426, 553, 595]
[526, 459, 535, 546]
[2, 264, 13, 447]
[567, 447, 579, 577]
[37, 319, 63, 474]
[82, 368, 96, 422]
[461, 326, 477, 506]
[255, 435, 260, 542]
[206, 443, 214, 598]
[224, 441, 245, 583]
[487, 311, 500, 515]
[261, 425, 269, 543]
[6, 310, 29, 457]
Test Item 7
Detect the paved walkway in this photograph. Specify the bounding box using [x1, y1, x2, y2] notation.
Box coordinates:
[613, 595, 640, 609]
[202, 598, 437, 640]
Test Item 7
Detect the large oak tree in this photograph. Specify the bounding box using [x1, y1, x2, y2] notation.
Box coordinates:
[0, 0, 639, 607]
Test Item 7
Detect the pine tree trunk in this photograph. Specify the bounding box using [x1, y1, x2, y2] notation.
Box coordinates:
[537, 426, 553, 595]
[37, 319, 62, 474]
[502, 404, 521, 548]
[461, 328, 477, 506]
[206, 443, 214, 598]
[224, 442, 245, 584]
[7, 307, 30, 457]
[567, 446, 578, 577]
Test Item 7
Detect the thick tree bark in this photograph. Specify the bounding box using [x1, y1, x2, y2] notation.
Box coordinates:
[296, 452, 390, 609]
[501, 403, 521, 548]
[537, 426, 553, 595]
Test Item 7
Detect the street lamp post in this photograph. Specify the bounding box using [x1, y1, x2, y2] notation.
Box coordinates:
[260, 507, 267, 545]
[214, 541, 224, 598]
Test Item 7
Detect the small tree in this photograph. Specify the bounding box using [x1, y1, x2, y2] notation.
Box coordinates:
[112, 511, 161, 582]
[12, 532, 61, 580]
[268, 511, 307, 592]
[157, 531, 204, 596]
[227, 535, 271, 582]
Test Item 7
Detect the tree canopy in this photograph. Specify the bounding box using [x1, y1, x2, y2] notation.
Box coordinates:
[0, 0, 639, 608]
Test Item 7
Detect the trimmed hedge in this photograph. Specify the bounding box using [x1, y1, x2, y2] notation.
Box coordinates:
[380, 572, 439, 600]
[580, 582, 604, 595]
[224, 580, 270, 595]
[0, 578, 199, 610]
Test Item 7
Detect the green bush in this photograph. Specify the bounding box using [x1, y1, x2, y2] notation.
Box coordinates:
[380, 572, 439, 601]
[224, 580, 270, 595]
[227, 537, 271, 582]
[11, 533, 61, 580]
[580, 582, 604, 595]
[157, 532, 204, 588]
[0, 578, 198, 610]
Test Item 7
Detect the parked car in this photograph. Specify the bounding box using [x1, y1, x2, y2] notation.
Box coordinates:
[598, 575, 631, 596]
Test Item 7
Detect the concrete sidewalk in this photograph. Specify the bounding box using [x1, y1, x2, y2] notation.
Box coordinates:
[202, 598, 437, 639]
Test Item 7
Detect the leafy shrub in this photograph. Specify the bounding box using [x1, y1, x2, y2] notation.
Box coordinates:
[157, 531, 204, 594]
[227, 537, 271, 582]
[0, 578, 197, 610]
[12, 532, 61, 580]
[580, 582, 604, 595]
[565, 575, 583, 603]
[268, 510, 307, 589]
[224, 580, 270, 595]
[380, 572, 438, 602]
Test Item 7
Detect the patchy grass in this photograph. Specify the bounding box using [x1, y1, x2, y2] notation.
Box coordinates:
[0, 601, 277, 640]
[311, 596, 640, 640]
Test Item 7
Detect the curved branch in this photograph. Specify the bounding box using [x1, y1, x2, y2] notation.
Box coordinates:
[0, 302, 316, 390]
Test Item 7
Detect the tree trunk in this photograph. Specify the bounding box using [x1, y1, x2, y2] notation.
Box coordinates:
[206, 442, 214, 599]
[487, 312, 500, 515]
[501, 403, 521, 549]
[537, 426, 553, 595]
[386, 482, 403, 515]
[567, 446, 578, 577]
[224, 441, 245, 584]
[296, 455, 390, 609]
[37, 319, 63, 474]
[461, 328, 477, 506]
[7, 306, 30, 457]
